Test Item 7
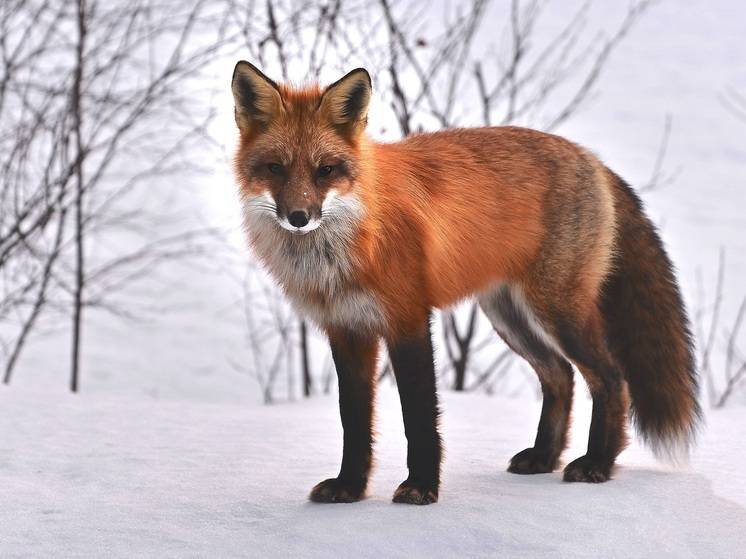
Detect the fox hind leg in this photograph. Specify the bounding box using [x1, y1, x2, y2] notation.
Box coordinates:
[553, 309, 629, 483]
[479, 286, 574, 474]
[510, 358, 574, 474]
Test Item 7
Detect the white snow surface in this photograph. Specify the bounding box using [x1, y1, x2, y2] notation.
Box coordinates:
[2, 385, 745, 558]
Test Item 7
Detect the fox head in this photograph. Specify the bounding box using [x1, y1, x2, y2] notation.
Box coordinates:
[231, 62, 371, 236]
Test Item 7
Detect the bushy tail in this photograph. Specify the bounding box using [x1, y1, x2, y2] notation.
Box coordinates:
[600, 173, 701, 463]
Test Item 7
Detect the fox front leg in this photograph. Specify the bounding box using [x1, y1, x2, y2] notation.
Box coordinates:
[309, 328, 378, 503]
[388, 315, 442, 505]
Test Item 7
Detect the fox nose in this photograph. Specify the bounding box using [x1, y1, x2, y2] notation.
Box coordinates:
[288, 210, 310, 228]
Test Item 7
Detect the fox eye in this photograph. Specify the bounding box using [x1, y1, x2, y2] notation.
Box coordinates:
[267, 163, 283, 175]
[317, 165, 334, 178]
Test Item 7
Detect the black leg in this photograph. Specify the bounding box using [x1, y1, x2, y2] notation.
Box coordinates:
[309, 328, 378, 503]
[479, 286, 574, 474]
[388, 316, 441, 505]
[556, 312, 629, 483]
[562, 368, 628, 482]
[508, 359, 574, 474]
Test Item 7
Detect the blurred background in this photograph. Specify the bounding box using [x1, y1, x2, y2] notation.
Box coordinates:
[1, 0, 745, 409]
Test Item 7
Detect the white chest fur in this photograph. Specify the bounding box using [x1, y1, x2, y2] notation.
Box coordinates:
[242, 191, 386, 333]
[286, 288, 386, 333]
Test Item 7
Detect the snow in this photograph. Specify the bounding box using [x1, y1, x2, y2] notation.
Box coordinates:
[2, 385, 745, 558]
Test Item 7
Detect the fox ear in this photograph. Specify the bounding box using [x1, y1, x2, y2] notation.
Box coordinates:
[318, 68, 372, 138]
[231, 61, 283, 134]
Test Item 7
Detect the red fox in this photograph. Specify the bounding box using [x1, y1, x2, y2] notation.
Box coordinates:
[231, 62, 700, 505]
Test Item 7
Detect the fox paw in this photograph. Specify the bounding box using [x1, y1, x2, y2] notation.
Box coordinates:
[508, 447, 558, 474]
[563, 455, 612, 483]
[392, 479, 438, 505]
[309, 478, 365, 503]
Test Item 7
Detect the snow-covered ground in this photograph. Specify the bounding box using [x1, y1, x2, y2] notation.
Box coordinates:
[2, 385, 745, 558]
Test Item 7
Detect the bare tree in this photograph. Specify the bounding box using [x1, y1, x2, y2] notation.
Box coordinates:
[229, 264, 302, 404]
[639, 114, 680, 193]
[70, 0, 87, 393]
[2, 210, 67, 384]
[707, 86, 746, 406]
[442, 305, 479, 391]
[300, 320, 312, 397]
[716, 297, 746, 407]
[695, 250, 746, 408]
[1, 0, 232, 389]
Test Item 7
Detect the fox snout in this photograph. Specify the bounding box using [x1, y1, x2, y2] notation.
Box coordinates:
[277, 206, 321, 234]
[287, 210, 310, 228]
[275, 194, 322, 234]
[244, 187, 361, 237]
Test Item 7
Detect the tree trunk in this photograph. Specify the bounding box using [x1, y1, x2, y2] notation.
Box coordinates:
[453, 357, 468, 391]
[300, 320, 312, 397]
[70, 0, 87, 393]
